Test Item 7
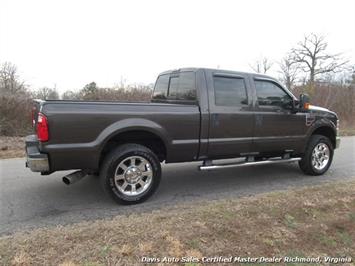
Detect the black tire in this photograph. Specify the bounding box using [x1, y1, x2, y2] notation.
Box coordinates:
[100, 143, 161, 204]
[299, 134, 334, 175]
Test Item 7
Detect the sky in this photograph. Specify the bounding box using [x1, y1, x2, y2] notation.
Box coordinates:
[1, 0, 354, 93]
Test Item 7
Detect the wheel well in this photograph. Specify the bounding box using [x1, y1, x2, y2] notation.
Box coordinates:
[100, 130, 167, 164]
[312, 126, 336, 148]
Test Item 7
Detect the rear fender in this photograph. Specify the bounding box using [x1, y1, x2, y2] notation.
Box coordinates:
[98, 118, 171, 153]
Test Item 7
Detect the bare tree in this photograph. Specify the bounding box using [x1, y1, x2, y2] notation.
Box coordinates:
[291, 33, 348, 93]
[0, 62, 32, 135]
[278, 54, 299, 90]
[62, 90, 80, 100]
[350, 65, 355, 87]
[0, 62, 25, 95]
[250, 57, 273, 74]
[33, 87, 59, 100]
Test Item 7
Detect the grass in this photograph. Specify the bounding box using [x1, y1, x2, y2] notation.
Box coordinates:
[340, 128, 355, 136]
[0, 180, 354, 265]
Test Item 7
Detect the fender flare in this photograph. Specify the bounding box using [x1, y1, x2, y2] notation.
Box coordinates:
[96, 118, 170, 154]
[305, 118, 337, 150]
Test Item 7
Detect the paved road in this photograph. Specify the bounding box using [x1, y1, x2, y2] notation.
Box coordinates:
[1, 137, 354, 235]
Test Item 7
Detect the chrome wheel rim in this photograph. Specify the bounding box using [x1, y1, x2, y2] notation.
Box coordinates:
[114, 156, 153, 196]
[311, 143, 330, 171]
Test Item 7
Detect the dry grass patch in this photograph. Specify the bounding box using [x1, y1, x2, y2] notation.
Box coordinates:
[0, 181, 354, 265]
[0, 136, 25, 159]
[340, 127, 355, 136]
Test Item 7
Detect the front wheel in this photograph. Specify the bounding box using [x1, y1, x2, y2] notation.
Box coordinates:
[100, 143, 161, 204]
[299, 134, 334, 175]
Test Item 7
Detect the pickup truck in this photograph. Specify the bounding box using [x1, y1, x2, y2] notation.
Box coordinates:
[26, 68, 340, 204]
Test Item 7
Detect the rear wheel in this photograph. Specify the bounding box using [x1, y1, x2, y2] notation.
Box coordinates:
[299, 134, 333, 175]
[100, 143, 161, 204]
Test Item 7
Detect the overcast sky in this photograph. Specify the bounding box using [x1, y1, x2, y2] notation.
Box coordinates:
[1, 0, 354, 92]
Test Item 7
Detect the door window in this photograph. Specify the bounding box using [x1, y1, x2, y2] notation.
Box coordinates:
[213, 76, 248, 106]
[255, 80, 292, 108]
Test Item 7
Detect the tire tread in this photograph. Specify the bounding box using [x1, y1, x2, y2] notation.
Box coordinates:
[299, 134, 333, 175]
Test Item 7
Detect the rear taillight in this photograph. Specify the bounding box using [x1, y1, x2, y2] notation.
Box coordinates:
[37, 113, 49, 142]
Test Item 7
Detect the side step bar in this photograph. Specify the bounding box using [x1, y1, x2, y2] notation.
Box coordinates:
[199, 157, 302, 171]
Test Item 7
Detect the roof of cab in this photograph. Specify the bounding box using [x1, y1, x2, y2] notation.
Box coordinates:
[156, 67, 296, 99]
[158, 67, 274, 80]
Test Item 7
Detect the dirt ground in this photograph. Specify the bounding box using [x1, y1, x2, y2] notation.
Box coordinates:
[0, 136, 25, 159]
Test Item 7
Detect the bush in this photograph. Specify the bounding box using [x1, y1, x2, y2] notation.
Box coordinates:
[293, 82, 355, 128]
[0, 94, 33, 136]
[0, 62, 33, 136]
[0, 72, 152, 136]
[68, 82, 152, 102]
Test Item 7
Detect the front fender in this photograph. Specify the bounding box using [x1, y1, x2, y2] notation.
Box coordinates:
[306, 117, 336, 138]
[302, 117, 337, 153]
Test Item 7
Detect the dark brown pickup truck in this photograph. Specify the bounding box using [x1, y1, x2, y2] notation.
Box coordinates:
[26, 68, 340, 204]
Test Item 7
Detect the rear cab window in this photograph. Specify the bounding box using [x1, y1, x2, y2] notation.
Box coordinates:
[152, 74, 170, 100]
[152, 71, 197, 104]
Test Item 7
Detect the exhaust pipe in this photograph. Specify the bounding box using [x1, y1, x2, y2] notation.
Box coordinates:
[62, 170, 87, 185]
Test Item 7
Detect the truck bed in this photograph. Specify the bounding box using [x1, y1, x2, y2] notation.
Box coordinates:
[35, 100, 201, 171]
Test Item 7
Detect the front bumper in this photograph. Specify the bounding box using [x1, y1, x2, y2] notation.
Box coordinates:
[25, 135, 49, 172]
[336, 137, 341, 149]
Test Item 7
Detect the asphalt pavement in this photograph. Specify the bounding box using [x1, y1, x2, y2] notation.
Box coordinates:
[0, 137, 354, 235]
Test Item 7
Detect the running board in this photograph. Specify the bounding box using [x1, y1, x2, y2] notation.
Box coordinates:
[199, 157, 302, 171]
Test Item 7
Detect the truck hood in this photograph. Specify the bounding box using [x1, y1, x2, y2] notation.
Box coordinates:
[308, 104, 337, 118]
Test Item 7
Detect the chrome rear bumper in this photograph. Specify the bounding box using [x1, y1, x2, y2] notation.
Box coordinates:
[25, 135, 49, 172]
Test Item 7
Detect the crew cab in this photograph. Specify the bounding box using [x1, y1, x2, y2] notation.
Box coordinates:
[26, 68, 340, 204]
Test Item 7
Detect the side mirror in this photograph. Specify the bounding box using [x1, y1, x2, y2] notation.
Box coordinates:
[299, 93, 310, 111]
[282, 98, 295, 110]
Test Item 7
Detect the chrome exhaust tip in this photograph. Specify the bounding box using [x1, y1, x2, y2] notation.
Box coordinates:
[62, 170, 87, 185]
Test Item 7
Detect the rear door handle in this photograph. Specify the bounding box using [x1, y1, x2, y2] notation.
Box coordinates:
[211, 114, 219, 126]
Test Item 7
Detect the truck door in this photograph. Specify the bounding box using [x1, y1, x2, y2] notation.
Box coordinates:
[251, 77, 307, 154]
[206, 70, 254, 158]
